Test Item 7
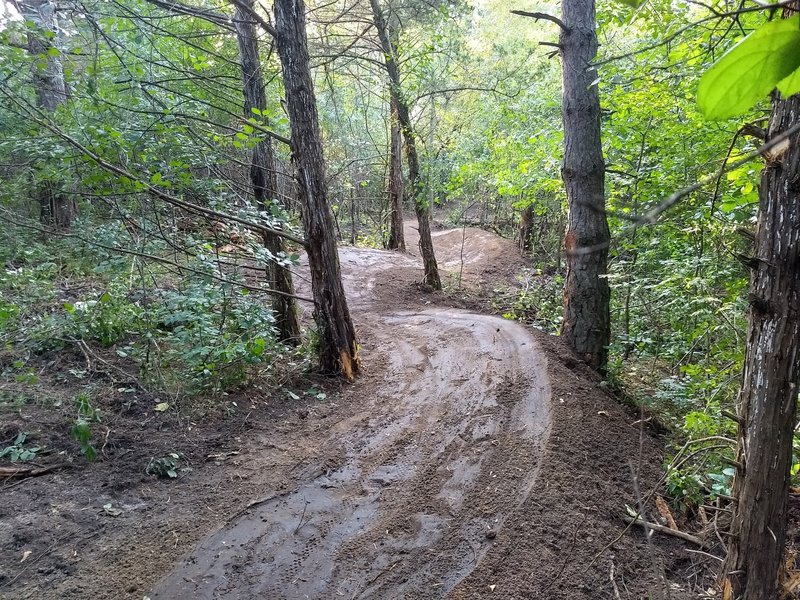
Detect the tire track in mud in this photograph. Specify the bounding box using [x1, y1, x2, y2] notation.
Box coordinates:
[151, 246, 551, 600]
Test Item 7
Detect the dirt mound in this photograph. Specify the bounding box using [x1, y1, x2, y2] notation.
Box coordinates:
[0, 224, 692, 600]
[403, 222, 525, 288]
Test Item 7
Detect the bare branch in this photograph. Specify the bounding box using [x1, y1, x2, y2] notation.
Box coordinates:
[0, 87, 307, 247]
[0, 211, 314, 303]
[510, 9, 568, 31]
[143, 0, 236, 30]
[227, 0, 276, 37]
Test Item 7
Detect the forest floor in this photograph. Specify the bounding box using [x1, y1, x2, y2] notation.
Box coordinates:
[0, 223, 710, 600]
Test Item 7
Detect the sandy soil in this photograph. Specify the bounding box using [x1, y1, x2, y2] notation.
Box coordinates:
[0, 224, 698, 600]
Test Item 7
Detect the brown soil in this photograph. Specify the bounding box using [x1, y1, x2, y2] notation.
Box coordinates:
[1, 224, 700, 600]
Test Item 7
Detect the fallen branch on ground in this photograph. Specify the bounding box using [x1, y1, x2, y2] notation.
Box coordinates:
[623, 515, 704, 545]
[0, 464, 64, 480]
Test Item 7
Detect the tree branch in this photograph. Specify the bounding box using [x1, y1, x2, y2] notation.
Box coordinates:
[0, 211, 315, 303]
[227, 0, 276, 37]
[510, 10, 568, 31]
[0, 87, 307, 247]
[637, 120, 800, 224]
[414, 84, 515, 101]
[143, 0, 237, 30]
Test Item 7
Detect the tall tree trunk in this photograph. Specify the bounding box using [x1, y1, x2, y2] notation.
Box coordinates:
[273, 0, 358, 379]
[19, 0, 75, 228]
[387, 95, 405, 251]
[721, 91, 800, 600]
[369, 0, 441, 288]
[558, 0, 610, 372]
[234, 0, 300, 345]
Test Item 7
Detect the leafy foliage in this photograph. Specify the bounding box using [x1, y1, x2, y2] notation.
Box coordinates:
[146, 452, 191, 479]
[0, 432, 41, 462]
[698, 14, 800, 119]
[71, 392, 101, 461]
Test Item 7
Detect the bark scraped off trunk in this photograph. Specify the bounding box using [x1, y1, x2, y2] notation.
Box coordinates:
[234, 0, 300, 345]
[274, 0, 359, 379]
[559, 0, 610, 372]
[722, 92, 800, 600]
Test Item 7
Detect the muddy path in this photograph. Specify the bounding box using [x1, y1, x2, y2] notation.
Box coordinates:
[151, 229, 552, 599]
[0, 224, 699, 600]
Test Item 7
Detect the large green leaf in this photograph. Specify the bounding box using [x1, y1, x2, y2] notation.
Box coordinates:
[778, 66, 800, 97]
[698, 15, 800, 120]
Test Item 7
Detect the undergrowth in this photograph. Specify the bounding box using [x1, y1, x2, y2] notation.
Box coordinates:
[0, 221, 304, 414]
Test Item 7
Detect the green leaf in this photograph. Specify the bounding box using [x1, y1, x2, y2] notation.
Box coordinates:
[83, 444, 97, 461]
[697, 15, 800, 120]
[778, 66, 800, 97]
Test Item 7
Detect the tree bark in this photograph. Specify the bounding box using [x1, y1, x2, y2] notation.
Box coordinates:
[19, 0, 75, 228]
[558, 0, 610, 372]
[21, 0, 67, 111]
[721, 92, 800, 600]
[234, 0, 300, 345]
[386, 95, 405, 251]
[273, 0, 358, 379]
[369, 0, 440, 288]
[518, 203, 534, 252]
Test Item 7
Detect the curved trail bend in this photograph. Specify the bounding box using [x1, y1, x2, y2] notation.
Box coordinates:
[152, 231, 553, 599]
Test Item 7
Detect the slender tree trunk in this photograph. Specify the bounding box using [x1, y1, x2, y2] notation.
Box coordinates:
[369, 0, 440, 288]
[387, 95, 405, 251]
[273, 0, 358, 379]
[558, 0, 610, 372]
[20, 0, 75, 228]
[721, 92, 800, 600]
[234, 0, 300, 345]
[518, 203, 534, 252]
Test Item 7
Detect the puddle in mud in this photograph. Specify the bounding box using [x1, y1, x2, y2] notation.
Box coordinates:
[151, 307, 551, 600]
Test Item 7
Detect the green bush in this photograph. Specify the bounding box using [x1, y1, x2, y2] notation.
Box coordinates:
[139, 283, 279, 397]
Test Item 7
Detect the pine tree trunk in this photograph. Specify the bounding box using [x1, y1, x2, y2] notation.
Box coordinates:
[387, 95, 405, 251]
[234, 0, 300, 345]
[369, 0, 441, 289]
[273, 0, 358, 379]
[721, 92, 800, 600]
[559, 0, 610, 372]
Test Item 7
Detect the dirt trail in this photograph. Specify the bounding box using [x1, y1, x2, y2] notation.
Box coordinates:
[151, 229, 551, 599]
[0, 222, 690, 600]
